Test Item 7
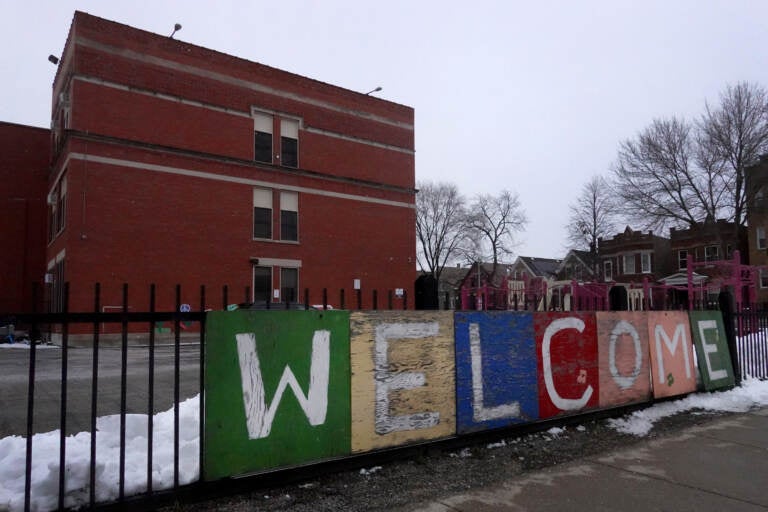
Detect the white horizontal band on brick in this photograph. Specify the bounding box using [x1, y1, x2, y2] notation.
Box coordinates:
[66, 153, 415, 209]
[71, 75, 414, 155]
[47, 249, 66, 270]
[76, 37, 414, 131]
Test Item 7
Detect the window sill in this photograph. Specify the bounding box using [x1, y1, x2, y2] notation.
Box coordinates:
[251, 238, 300, 245]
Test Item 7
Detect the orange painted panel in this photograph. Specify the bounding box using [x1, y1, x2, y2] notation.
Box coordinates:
[596, 312, 652, 407]
[647, 312, 697, 398]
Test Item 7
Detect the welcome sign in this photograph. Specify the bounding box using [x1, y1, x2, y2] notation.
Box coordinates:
[204, 309, 736, 479]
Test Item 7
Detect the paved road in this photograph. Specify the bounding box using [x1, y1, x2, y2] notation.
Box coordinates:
[0, 344, 200, 437]
[411, 407, 768, 511]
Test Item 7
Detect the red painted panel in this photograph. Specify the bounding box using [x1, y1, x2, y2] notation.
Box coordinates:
[647, 312, 697, 398]
[596, 312, 651, 407]
[535, 313, 599, 419]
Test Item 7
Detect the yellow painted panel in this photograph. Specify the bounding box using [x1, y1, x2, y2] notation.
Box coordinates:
[350, 311, 456, 453]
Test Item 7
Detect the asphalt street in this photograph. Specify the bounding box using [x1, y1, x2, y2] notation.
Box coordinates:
[0, 344, 200, 437]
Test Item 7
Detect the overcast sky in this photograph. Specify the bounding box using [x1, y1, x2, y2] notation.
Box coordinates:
[2, 1, 768, 260]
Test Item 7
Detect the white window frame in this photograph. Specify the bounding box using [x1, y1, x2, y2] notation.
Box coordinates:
[761, 269, 768, 289]
[758, 227, 766, 250]
[604, 260, 613, 282]
[252, 188, 273, 240]
[640, 252, 651, 273]
[705, 245, 720, 262]
[623, 253, 636, 274]
[678, 249, 688, 270]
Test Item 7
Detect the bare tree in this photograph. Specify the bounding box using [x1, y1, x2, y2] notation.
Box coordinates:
[565, 175, 618, 252]
[612, 82, 768, 236]
[699, 82, 768, 231]
[465, 190, 527, 280]
[415, 181, 468, 281]
[611, 117, 727, 232]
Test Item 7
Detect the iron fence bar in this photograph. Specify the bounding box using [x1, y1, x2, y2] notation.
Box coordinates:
[222, 285, 228, 310]
[119, 284, 128, 501]
[199, 285, 206, 483]
[9, 311, 206, 323]
[174, 285, 181, 489]
[357, 289, 362, 310]
[403, 290, 407, 310]
[372, 290, 378, 310]
[340, 289, 345, 310]
[23, 314, 37, 512]
[147, 284, 156, 496]
[388, 290, 393, 310]
[57, 282, 70, 511]
[89, 283, 101, 509]
[304, 288, 309, 310]
[322, 288, 328, 310]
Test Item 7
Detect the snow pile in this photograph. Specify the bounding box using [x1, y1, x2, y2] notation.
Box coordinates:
[607, 378, 768, 436]
[0, 396, 199, 512]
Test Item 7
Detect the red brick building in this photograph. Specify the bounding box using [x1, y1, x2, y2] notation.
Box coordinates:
[0, 122, 49, 312]
[44, 11, 416, 312]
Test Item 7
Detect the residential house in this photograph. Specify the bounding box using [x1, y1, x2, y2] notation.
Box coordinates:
[747, 156, 768, 302]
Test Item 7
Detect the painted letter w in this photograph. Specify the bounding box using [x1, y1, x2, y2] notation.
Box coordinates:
[236, 331, 330, 439]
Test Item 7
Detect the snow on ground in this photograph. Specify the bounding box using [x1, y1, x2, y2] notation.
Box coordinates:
[0, 342, 57, 350]
[0, 396, 199, 512]
[607, 377, 768, 436]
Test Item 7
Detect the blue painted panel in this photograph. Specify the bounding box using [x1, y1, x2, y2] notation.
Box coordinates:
[454, 311, 539, 433]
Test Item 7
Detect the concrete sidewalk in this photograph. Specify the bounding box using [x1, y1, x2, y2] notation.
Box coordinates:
[412, 407, 768, 511]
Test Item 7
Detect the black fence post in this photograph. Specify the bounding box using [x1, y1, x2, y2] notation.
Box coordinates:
[304, 288, 310, 310]
[147, 284, 156, 497]
[357, 289, 362, 310]
[89, 283, 101, 507]
[57, 282, 70, 510]
[388, 290, 393, 310]
[198, 284, 206, 482]
[322, 288, 328, 310]
[373, 290, 378, 310]
[719, 290, 741, 386]
[173, 285, 181, 489]
[340, 289, 345, 310]
[222, 284, 228, 310]
[403, 290, 408, 310]
[119, 283, 128, 501]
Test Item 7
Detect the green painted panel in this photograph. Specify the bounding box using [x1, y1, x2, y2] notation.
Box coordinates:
[689, 311, 735, 391]
[204, 310, 351, 480]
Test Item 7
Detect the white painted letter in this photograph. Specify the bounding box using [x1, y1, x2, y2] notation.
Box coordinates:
[542, 317, 593, 410]
[609, 320, 642, 390]
[236, 330, 330, 439]
[654, 324, 692, 384]
[469, 323, 520, 421]
[374, 322, 440, 434]
[697, 320, 728, 381]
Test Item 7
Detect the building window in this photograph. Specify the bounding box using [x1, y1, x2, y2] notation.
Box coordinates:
[254, 112, 273, 163]
[253, 266, 272, 303]
[280, 191, 298, 241]
[641, 252, 651, 273]
[705, 245, 720, 262]
[761, 270, 768, 289]
[280, 118, 299, 168]
[604, 260, 613, 281]
[623, 254, 635, 274]
[758, 227, 766, 250]
[760, 269, 768, 289]
[280, 267, 298, 303]
[48, 175, 67, 242]
[253, 188, 272, 239]
[678, 250, 688, 270]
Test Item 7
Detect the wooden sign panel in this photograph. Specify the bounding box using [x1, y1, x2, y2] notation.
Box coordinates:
[535, 312, 599, 419]
[454, 312, 539, 434]
[596, 312, 651, 407]
[204, 310, 351, 480]
[689, 311, 735, 391]
[647, 311, 697, 398]
[350, 311, 456, 452]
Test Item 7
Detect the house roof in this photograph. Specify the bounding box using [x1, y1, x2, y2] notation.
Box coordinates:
[557, 250, 598, 274]
[658, 272, 708, 286]
[516, 256, 562, 278]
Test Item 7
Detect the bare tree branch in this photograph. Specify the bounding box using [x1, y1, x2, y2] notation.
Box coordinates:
[565, 175, 618, 251]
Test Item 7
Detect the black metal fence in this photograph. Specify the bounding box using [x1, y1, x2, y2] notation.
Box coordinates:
[2, 284, 767, 511]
